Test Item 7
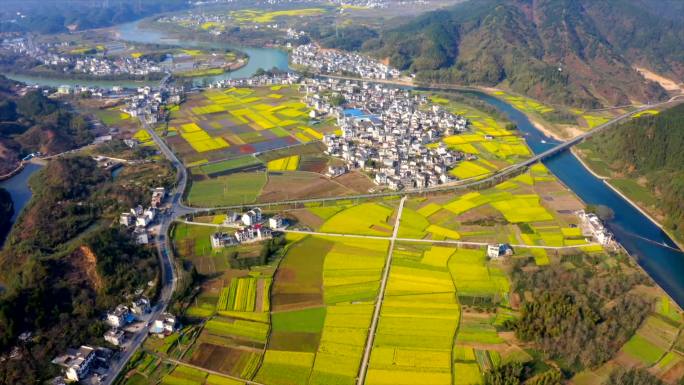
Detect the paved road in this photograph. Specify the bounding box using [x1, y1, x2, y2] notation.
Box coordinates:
[357, 196, 405, 385]
[103, 102, 190, 385]
[176, 219, 602, 250]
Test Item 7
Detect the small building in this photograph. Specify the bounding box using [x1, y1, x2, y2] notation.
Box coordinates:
[119, 213, 134, 227]
[150, 313, 177, 336]
[327, 165, 347, 177]
[268, 216, 284, 230]
[106, 305, 132, 328]
[241, 208, 263, 226]
[210, 232, 236, 249]
[487, 244, 513, 259]
[234, 224, 272, 243]
[151, 187, 166, 208]
[131, 297, 151, 315]
[57, 85, 73, 95]
[52, 345, 96, 382]
[577, 210, 613, 246]
[136, 232, 149, 245]
[104, 329, 125, 346]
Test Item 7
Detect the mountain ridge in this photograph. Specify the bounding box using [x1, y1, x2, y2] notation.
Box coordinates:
[365, 0, 683, 108]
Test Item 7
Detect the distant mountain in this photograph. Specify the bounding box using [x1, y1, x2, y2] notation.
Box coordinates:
[0, 0, 188, 34]
[366, 0, 684, 108]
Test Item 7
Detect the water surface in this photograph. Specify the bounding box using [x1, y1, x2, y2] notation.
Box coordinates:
[475, 92, 684, 307]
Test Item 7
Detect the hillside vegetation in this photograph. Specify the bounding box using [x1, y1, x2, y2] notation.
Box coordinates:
[0, 188, 12, 244]
[0, 0, 188, 34]
[0, 76, 93, 175]
[0, 155, 174, 384]
[364, 0, 683, 108]
[581, 104, 684, 242]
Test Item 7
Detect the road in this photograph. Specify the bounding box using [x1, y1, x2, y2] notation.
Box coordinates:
[357, 196, 405, 385]
[107, 73, 682, 384]
[103, 88, 191, 385]
[175, 219, 602, 250]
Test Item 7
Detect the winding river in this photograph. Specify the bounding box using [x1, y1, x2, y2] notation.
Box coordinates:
[2, 21, 682, 307]
[4, 21, 290, 89]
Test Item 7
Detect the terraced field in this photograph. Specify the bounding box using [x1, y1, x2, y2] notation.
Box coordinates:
[428, 94, 532, 180]
[257, 236, 390, 385]
[163, 86, 336, 166]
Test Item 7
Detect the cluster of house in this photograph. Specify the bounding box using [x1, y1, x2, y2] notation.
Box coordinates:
[329, 0, 391, 8]
[209, 72, 301, 89]
[70, 56, 162, 78]
[210, 208, 286, 249]
[1, 37, 163, 78]
[577, 210, 614, 246]
[123, 84, 182, 126]
[52, 345, 113, 383]
[104, 297, 151, 347]
[292, 43, 402, 80]
[119, 187, 166, 244]
[51, 298, 175, 383]
[302, 78, 470, 190]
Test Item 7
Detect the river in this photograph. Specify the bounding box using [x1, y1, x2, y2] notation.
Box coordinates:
[0, 163, 42, 224]
[3, 20, 682, 307]
[4, 21, 290, 89]
[475, 92, 684, 307]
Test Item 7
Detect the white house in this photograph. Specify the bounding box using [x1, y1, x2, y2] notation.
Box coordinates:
[52, 345, 96, 382]
[210, 232, 236, 249]
[107, 305, 131, 328]
[487, 244, 513, 259]
[104, 329, 125, 346]
[268, 216, 284, 229]
[241, 208, 263, 226]
[131, 297, 151, 315]
[120, 213, 134, 226]
[150, 313, 177, 336]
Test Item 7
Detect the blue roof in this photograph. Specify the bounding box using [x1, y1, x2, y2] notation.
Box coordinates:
[343, 108, 365, 117]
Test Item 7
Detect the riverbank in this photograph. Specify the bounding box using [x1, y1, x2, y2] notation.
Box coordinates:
[571, 148, 684, 251]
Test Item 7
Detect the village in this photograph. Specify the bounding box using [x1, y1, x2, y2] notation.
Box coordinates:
[0, 37, 164, 78]
[292, 43, 402, 80]
[303, 77, 470, 190]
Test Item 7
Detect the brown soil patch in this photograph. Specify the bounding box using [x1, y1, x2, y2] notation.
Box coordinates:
[267, 331, 320, 352]
[335, 171, 376, 193]
[255, 279, 264, 313]
[661, 360, 684, 384]
[258, 172, 352, 202]
[287, 208, 325, 229]
[635, 66, 684, 92]
[189, 343, 258, 376]
[271, 293, 323, 312]
[66, 246, 104, 292]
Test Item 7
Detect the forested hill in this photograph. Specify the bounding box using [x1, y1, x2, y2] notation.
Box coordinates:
[0, 75, 93, 175]
[364, 0, 684, 108]
[0, 0, 188, 34]
[585, 104, 684, 241]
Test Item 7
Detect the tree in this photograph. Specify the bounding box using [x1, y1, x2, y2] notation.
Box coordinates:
[605, 368, 664, 385]
[484, 362, 524, 385]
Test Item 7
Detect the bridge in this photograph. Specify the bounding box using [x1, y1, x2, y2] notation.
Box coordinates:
[180, 93, 683, 215]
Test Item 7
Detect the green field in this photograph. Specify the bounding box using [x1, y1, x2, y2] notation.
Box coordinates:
[196, 156, 263, 175]
[187, 171, 267, 206]
[319, 202, 395, 236]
